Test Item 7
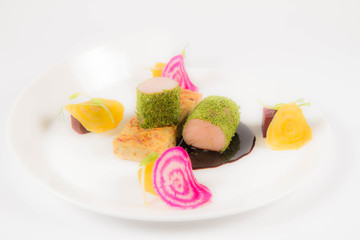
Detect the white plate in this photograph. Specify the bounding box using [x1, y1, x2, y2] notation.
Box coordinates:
[8, 32, 332, 222]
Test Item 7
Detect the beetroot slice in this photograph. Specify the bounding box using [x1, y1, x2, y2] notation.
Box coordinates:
[261, 107, 277, 138]
[161, 55, 199, 92]
[152, 147, 212, 209]
[71, 115, 90, 134]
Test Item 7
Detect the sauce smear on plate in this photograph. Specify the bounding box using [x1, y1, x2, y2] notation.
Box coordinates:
[178, 122, 256, 169]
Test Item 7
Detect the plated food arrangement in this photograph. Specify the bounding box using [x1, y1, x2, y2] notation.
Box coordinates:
[61, 51, 313, 210]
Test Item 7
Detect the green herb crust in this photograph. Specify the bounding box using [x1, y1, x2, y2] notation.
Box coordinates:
[136, 86, 181, 129]
[184, 96, 240, 152]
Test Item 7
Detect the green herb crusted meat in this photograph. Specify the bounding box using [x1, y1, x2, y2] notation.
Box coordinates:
[136, 77, 181, 129]
[183, 96, 240, 152]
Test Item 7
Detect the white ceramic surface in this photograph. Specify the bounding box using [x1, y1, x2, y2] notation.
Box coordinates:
[8, 35, 331, 222]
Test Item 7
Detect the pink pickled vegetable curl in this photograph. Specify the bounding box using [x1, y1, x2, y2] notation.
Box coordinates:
[152, 147, 211, 209]
[162, 54, 199, 92]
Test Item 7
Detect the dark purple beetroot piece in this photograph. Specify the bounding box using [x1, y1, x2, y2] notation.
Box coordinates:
[71, 115, 90, 134]
[261, 107, 277, 138]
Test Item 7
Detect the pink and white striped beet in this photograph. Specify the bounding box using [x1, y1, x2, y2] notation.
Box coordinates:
[161, 54, 199, 92]
[152, 147, 212, 209]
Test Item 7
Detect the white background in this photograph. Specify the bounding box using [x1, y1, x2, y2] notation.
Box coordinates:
[1, 0, 359, 239]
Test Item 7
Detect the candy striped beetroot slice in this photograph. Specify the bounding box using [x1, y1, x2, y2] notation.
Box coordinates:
[161, 55, 199, 92]
[152, 147, 212, 209]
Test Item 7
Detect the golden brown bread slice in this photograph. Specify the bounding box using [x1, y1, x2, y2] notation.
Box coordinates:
[112, 89, 202, 162]
[112, 116, 177, 162]
[179, 88, 203, 122]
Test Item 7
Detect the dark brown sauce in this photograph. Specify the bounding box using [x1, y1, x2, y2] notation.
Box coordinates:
[177, 122, 256, 170]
